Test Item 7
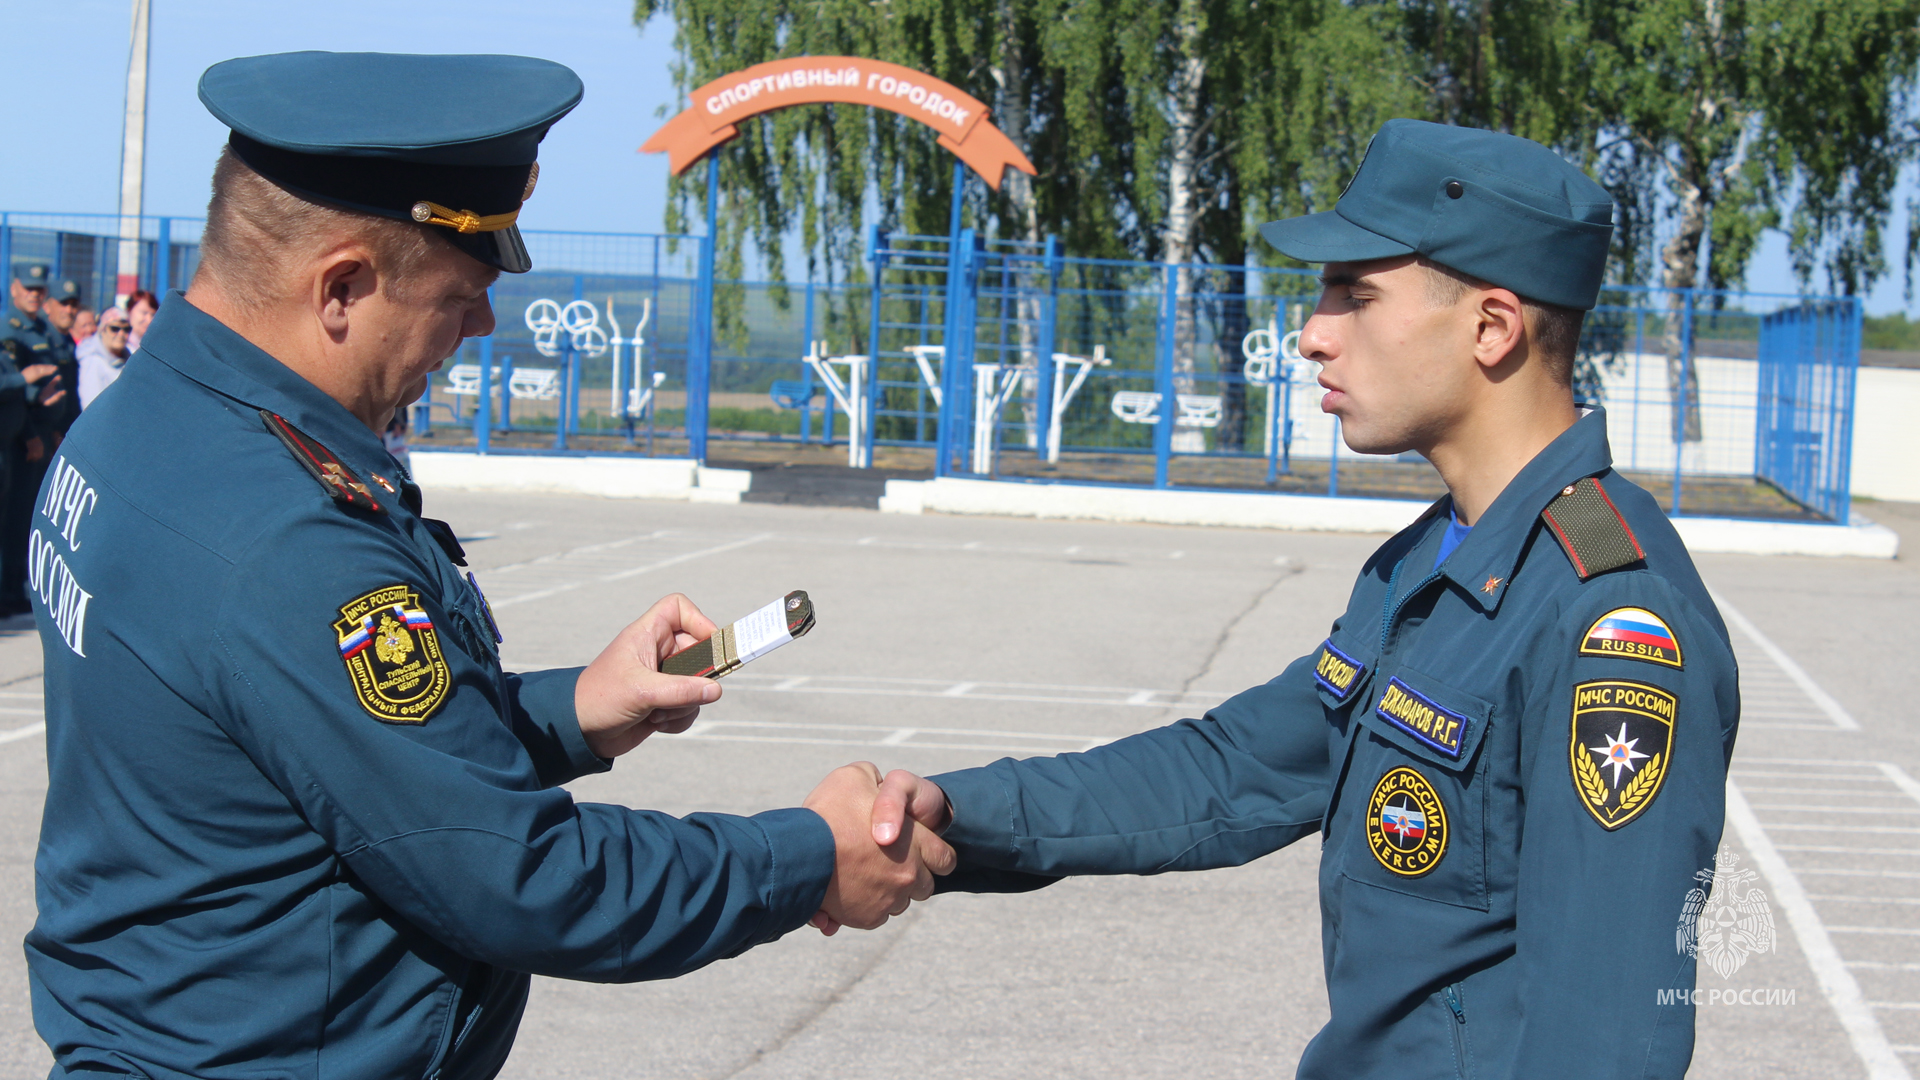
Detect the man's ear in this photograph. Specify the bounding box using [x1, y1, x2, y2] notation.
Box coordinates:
[314, 248, 379, 343]
[1471, 287, 1527, 373]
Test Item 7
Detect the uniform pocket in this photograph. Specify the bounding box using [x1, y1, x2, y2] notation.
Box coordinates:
[1340, 664, 1493, 910]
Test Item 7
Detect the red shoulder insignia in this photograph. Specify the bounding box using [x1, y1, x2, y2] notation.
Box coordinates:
[261, 410, 385, 513]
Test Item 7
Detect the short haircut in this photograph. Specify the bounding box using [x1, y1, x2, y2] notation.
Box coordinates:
[194, 145, 453, 312]
[1419, 257, 1583, 385]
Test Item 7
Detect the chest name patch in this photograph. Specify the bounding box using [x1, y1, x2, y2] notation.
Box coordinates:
[1580, 607, 1683, 669]
[1366, 767, 1449, 877]
[1375, 678, 1469, 758]
[1570, 679, 1676, 830]
[1313, 639, 1367, 702]
[335, 585, 452, 724]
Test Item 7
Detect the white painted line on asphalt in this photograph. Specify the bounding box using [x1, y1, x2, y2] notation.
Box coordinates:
[1750, 805, 1920, 815]
[1710, 587, 1860, 730]
[0, 722, 45, 744]
[0, 707, 42, 716]
[1855, 962, 1920, 972]
[1764, 826, 1920, 836]
[1741, 786, 1912, 797]
[679, 718, 1107, 754]
[1781, 845, 1920, 857]
[1725, 780, 1911, 1080]
[1809, 896, 1920, 907]
[1745, 722, 1861, 731]
[720, 672, 1230, 711]
[1798, 869, 1920, 880]
[1877, 764, 1920, 804]
[1870, 1003, 1920, 1010]
[492, 533, 771, 608]
[1829, 928, 1920, 937]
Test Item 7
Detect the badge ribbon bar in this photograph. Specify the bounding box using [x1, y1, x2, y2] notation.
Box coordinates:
[663, 591, 816, 679]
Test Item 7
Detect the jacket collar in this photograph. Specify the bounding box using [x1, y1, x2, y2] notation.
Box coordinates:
[138, 292, 398, 481]
[1433, 407, 1616, 614]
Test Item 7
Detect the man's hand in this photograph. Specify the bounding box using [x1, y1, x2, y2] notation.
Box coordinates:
[573, 592, 722, 759]
[871, 769, 952, 845]
[803, 762, 956, 934]
[19, 364, 56, 383]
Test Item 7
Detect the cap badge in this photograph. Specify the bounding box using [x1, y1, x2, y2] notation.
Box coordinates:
[522, 162, 540, 202]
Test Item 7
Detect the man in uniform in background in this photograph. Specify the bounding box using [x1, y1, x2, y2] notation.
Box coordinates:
[5, 277, 82, 614]
[28, 51, 952, 1080]
[0, 264, 68, 618]
[867, 120, 1740, 1079]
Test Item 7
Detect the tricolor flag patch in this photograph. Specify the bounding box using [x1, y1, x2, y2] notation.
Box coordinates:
[1580, 607, 1682, 669]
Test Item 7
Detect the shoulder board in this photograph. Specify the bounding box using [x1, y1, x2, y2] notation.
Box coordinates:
[1541, 476, 1643, 580]
[261, 410, 385, 513]
[7, 318, 18, 329]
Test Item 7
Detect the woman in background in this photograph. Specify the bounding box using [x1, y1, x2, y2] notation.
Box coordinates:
[78, 308, 132, 408]
[125, 290, 159, 354]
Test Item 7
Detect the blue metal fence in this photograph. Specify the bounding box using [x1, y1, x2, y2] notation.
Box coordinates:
[5, 210, 1861, 523]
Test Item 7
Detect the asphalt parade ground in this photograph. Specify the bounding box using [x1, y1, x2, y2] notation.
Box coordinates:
[0, 491, 1914, 1079]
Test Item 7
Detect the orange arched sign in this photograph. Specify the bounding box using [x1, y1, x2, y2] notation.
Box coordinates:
[641, 57, 1036, 190]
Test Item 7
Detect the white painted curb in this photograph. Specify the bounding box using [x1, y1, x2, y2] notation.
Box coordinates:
[411, 451, 749, 504]
[880, 477, 1900, 559]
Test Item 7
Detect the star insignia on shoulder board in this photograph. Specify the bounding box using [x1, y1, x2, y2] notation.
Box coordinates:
[1481, 575, 1503, 594]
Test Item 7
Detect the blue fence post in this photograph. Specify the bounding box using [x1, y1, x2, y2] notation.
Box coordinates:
[801, 277, 816, 444]
[475, 299, 493, 454]
[1834, 297, 1861, 525]
[687, 154, 719, 464]
[155, 217, 171, 297]
[499, 351, 514, 431]
[1328, 418, 1341, 497]
[1033, 235, 1061, 454]
[863, 227, 885, 469]
[934, 232, 959, 477]
[1154, 263, 1176, 489]
[0, 214, 10, 282]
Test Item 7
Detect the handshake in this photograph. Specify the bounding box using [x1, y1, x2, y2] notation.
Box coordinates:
[800, 764, 953, 935]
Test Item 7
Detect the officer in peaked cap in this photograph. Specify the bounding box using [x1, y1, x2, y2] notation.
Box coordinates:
[1, 263, 71, 615]
[26, 52, 952, 1080]
[865, 119, 1738, 1078]
[0, 272, 80, 615]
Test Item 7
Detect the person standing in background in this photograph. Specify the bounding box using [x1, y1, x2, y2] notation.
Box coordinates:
[77, 308, 132, 408]
[0, 265, 70, 619]
[69, 308, 95, 346]
[125, 288, 158, 353]
[1, 276, 80, 616]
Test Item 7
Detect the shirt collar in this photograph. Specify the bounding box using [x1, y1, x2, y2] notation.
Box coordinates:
[138, 291, 396, 479]
[1435, 407, 1616, 613]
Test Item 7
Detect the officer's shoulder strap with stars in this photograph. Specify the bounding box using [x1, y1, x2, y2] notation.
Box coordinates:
[260, 410, 386, 514]
[1540, 475, 1644, 580]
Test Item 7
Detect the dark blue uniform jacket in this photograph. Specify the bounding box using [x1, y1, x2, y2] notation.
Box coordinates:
[27, 296, 837, 1080]
[933, 410, 1740, 1080]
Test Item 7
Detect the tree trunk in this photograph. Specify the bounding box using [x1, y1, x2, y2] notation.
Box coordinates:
[1216, 179, 1249, 452]
[1164, 0, 1208, 452]
[992, 0, 1046, 448]
[1661, 161, 1707, 445]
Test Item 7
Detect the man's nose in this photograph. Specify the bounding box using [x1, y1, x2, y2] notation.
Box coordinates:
[1298, 309, 1338, 364]
[466, 297, 497, 340]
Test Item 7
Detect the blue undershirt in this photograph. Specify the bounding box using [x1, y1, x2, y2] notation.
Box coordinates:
[1434, 511, 1473, 569]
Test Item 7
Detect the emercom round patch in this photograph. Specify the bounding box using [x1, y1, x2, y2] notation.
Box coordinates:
[334, 585, 452, 724]
[1366, 766, 1449, 877]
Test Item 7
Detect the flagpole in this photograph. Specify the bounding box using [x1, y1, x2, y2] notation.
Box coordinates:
[116, 0, 151, 304]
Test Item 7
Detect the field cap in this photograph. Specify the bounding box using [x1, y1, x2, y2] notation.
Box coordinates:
[14, 265, 49, 289]
[51, 279, 82, 303]
[197, 52, 583, 274]
[1259, 119, 1615, 310]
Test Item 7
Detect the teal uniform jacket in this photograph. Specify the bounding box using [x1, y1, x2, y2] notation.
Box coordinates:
[932, 409, 1739, 1080]
[27, 295, 838, 1080]
[0, 305, 51, 445]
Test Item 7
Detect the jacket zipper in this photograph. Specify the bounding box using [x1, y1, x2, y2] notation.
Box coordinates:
[1444, 983, 1472, 1079]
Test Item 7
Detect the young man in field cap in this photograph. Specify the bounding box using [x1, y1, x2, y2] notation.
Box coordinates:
[26, 52, 953, 1080]
[866, 119, 1739, 1078]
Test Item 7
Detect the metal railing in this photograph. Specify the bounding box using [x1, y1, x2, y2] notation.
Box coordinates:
[8, 212, 1860, 524]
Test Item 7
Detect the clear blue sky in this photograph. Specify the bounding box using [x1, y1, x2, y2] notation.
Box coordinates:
[4, 0, 1914, 316]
